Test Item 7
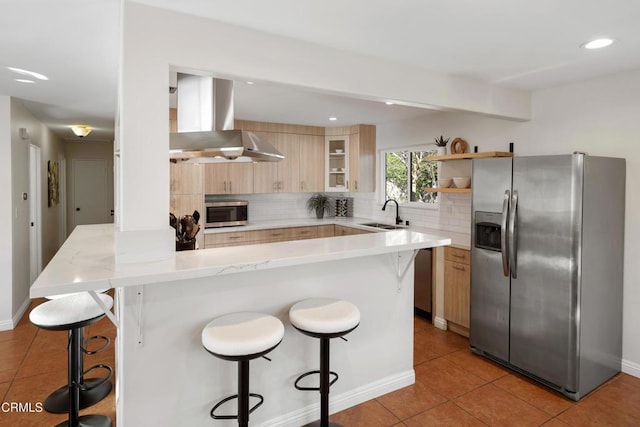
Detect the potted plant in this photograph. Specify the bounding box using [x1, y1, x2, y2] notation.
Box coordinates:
[434, 135, 449, 155]
[307, 193, 331, 219]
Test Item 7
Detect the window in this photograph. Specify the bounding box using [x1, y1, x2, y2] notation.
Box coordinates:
[383, 148, 438, 204]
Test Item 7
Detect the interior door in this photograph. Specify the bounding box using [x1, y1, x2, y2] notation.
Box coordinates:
[510, 155, 580, 391]
[72, 159, 110, 228]
[29, 144, 42, 284]
[470, 157, 512, 362]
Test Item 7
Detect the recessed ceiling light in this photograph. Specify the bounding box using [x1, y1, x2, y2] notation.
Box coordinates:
[246, 81, 255, 85]
[385, 101, 394, 105]
[329, 117, 337, 121]
[15, 79, 35, 84]
[581, 38, 615, 50]
[7, 66, 48, 81]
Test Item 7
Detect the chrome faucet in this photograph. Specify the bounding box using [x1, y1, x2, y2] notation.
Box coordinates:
[382, 199, 402, 225]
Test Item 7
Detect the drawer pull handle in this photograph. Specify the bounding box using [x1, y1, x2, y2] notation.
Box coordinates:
[452, 254, 466, 258]
[271, 233, 283, 236]
[453, 265, 466, 271]
[228, 236, 241, 240]
[300, 231, 310, 234]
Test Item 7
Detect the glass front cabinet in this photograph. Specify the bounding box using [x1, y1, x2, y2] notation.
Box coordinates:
[325, 135, 350, 192]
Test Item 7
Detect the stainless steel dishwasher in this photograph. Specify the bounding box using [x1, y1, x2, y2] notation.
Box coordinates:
[414, 248, 432, 316]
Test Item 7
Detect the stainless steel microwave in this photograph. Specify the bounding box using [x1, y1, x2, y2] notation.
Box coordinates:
[205, 201, 248, 228]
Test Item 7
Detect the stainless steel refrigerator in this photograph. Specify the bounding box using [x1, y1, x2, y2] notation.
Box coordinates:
[470, 153, 625, 400]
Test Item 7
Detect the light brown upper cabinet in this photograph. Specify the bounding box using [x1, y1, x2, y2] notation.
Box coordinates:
[253, 132, 300, 193]
[349, 125, 376, 193]
[204, 163, 254, 195]
[299, 135, 325, 192]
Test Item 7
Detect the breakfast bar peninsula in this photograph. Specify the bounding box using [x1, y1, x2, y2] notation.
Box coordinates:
[31, 223, 451, 427]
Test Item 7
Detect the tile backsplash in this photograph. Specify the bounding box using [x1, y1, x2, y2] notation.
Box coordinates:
[206, 192, 471, 235]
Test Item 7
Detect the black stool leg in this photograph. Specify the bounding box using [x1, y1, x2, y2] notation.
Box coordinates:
[238, 360, 249, 427]
[55, 327, 111, 427]
[69, 326, 82, 426]
[45, 327, 113, 414]
[320, 338, 330, 427]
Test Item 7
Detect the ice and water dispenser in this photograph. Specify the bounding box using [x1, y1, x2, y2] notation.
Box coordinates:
[474, 211, 502, 252]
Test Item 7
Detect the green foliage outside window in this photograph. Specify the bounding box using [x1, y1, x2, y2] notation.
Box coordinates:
[385, 149, 438, 204]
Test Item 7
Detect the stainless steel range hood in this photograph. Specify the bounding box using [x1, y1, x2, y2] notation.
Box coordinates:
[169, 74, 284, 162]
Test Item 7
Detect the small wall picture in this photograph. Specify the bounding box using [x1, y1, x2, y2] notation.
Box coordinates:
[48, 160, 59, 207]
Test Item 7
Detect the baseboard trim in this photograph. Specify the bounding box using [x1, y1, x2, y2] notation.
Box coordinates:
[262, 370, 415, 427]
[0, 298, 30, 331]
[433, 316, 447, 331]
[622, 358, 640, 379]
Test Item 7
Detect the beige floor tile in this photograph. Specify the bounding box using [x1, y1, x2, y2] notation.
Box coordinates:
[455, 383, 551, 427]
[330, 399, 400, 426]
[404, 401, 487, 427]
[376, 380, 447, 420]
[444, 349, 509, 382]
[493, 374, 574, 416]
[415, 357, 487, 399]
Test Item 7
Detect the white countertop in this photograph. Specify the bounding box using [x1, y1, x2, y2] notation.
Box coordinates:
[204, 216, 471, 249]
[30, 223, 451, 298]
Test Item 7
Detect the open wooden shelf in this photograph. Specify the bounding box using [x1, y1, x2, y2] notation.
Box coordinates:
[430, 151, 513, 161]
[424, 187, 472, 193]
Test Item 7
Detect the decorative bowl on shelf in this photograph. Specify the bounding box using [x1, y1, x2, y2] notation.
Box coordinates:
[335, 149, 344, 153]
[452, 176, 471, 188]
[437, 179, 452, 188]
[331, 167, 338, 172]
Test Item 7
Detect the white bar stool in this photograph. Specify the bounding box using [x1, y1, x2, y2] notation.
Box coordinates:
[43, 290, 112, 413]
[30, 293, 114, 427]
[289, 298, 360, 427]
[202, 312, 284, 427]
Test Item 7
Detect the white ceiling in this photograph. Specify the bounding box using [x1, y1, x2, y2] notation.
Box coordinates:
[2, 0, 640, 141]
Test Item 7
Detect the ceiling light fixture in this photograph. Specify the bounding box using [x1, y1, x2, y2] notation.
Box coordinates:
[15, 79, 35, 84]
[581, 38, 615, 50]
[246, 81, 255, 85]
[385, 101, 394, 105]
[70, 125, 92, 138]
[7, 66, 49, 81]
[329, 117, 337, 121]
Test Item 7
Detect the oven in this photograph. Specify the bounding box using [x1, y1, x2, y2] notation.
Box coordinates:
[205, 201, 248, 228]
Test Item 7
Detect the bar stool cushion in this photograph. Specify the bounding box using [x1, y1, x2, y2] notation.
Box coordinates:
[289, 298, 360, 334]
[202, 312, 284, 357]
[30, 293, 113, 329]
[46, 289, 110, 300]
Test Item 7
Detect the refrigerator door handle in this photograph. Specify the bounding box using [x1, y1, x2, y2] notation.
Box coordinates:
[501, 189, 510, 277]
[509, 190, 518, 279]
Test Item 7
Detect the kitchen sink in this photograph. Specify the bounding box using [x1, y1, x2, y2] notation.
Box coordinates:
[359, 222, 406, 230]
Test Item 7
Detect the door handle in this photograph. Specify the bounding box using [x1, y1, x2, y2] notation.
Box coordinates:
[509, 190, 518, 279]
[110, 209, 114, 216]
[500, 190, 510, 277]
[76, 207, 81, 211]
[223, 181, 227, 193]
[229, 181, 232, 193]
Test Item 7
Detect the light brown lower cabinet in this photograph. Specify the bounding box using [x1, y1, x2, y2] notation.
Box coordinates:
[443, 247, 470, 337]
[334, 225, 370, 236]
[204, 224, 372, 248]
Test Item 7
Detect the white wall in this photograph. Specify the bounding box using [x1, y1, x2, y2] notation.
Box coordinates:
[0, 98, 66, 329]
[377, 68, 640, 376]
[0, 96, 12, 326]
